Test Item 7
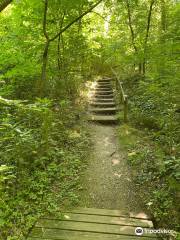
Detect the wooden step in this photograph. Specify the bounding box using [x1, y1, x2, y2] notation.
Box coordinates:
[96, 81, 112, 85]
[95, 91, 114, 95]
[95, 89, 113, 92]
[89, 107, 119, 114]
[91, 98, 114, 102]
[97, 85, 112, 88]
[97, 78, 113, 82]
[35, 220, 155, 237]
[28, 207, 157, 240]
[92, 89, 113, 93]
[28, 229, 156, 240]
[43, 212, 153, 227]
[97, 83, 111, 86]
[95, 94, 114, 99]
[88, 115, 118, 123]
[70, 208, 151, 220]
[95, 87, 112, 91]
[90, 102, 116, 108]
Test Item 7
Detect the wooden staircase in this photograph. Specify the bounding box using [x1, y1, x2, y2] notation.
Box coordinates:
[87, 78, 119, 124]
[27, 207, 158, 240]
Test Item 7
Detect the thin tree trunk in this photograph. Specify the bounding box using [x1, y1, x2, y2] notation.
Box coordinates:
[142, 0, 155, 74]
[40, 40, 50, 96]
[57, 35, 61, 71]
[139, 63, 142, 74]
[37, 0, 49, 96]
[57, 14, 65, 72]
[0, 0, 12, 12]
[158, 0, 167, 75]
[61, 34, 65, 71]
[125, 0, 138, 53]
[161, 0, 167, 32]
[125, 0, 142, 73]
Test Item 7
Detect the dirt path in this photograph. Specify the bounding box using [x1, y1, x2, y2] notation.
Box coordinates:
[80, 123, 147, 216]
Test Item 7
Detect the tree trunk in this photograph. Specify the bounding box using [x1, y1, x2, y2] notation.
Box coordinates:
[161, 0, 167, 32]
[125, 0, 143, 74]
[57, 14, 65, 72]
[125, 0, 138, 53]
[0, 0, 12, 12]
[139, 63, 142, 74]
[142, 60, 146, 75]
[143, 0, 155, 75]
[57, 35, 61, 71]
[39, 40, 50, 97]
[157, 0, 167, 76]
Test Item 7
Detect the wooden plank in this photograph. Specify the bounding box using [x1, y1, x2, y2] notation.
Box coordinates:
[69, 208, 151, 220]
[29, 228, 157, 240]
[96, 85, 112, 88]
[93, 97, 114, 100]
[95, 94, 114, 98]
[41, 213, 153, 228]
[88, 115, 118, 123]
[67, 208, 128, 217]
[89, 107, 119, 114]
[97, 83, 112, 86]
[95, 88, 112, 91]
[95, 90, 113, 93]
[97, 80, 112, 83]
[94, 93, 114, 98]
[90, 102, 116, 107]
[89, 107, 118, 111]
[97, 83, 112, 88]
[35, 219, 156, 237]
[91, 98, 114, 102]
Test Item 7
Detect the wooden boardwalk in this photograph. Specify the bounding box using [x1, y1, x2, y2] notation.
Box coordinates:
[27, 207, 158, 240]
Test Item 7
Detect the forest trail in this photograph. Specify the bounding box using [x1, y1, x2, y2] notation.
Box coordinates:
[1, 1, 179, 239]
[28, 78, 158, 239]
[82, 78, 145, 210]
[81, 124, 145, 213]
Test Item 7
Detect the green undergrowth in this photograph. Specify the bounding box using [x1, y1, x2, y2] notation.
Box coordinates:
[118, 124, 180, 239]
[0, 97, 90, 240]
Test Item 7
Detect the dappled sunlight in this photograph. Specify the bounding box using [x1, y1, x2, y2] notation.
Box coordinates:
[103, 136, 111, 146]
[85, 81, 98, 100]
[64, 215, 70, 220]
[130, 212, 150, 220]
[111, 158, 120, 165]
[114, 172, 122, 178]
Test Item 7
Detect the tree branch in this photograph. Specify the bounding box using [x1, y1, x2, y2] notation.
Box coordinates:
[50, 0, 104, 42]
[91, 11, 106, 20]
[125, 0, 138, 52]
[0, 0, 12, 12]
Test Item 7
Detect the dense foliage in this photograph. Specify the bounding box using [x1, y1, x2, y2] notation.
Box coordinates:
[0, 97, 90, 239]
[0, 0, 179, 239]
